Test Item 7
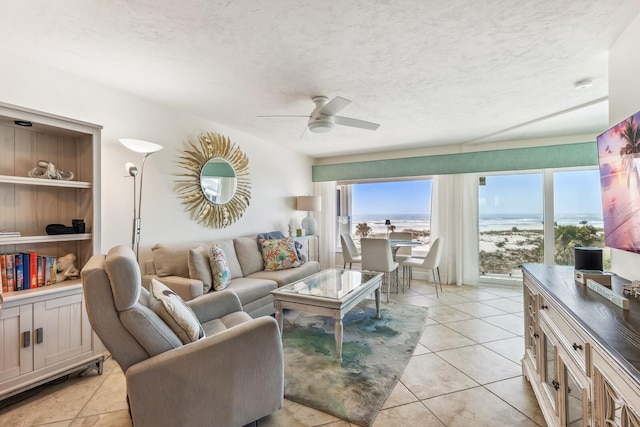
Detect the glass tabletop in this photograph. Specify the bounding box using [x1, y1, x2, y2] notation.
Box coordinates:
[275, 268, 380, 300]
[389, 239, 423, 247]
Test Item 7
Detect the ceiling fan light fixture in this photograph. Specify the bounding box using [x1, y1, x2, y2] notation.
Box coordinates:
[308, 120, 334, 133]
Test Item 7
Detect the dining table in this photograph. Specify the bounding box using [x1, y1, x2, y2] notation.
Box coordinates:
[388, 239, 424, 258]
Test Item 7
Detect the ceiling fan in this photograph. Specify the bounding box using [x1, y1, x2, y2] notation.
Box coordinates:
[258, 96, 380, 134]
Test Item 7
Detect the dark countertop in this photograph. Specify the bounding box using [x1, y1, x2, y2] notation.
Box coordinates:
[521, 264, 640, 388]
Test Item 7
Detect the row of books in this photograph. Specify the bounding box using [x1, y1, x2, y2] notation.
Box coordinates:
[0, 252, 58, 293]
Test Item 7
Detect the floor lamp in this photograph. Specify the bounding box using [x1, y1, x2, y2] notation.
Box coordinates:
[120, 138, 163, 260]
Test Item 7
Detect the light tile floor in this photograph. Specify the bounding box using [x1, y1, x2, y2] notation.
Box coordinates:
[0, 280, 546, 427]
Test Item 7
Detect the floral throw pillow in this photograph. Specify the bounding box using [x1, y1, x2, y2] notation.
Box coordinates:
[149, 279, 205, 344]
[209, 244, 231, 291]
[260, 237, 301, 271]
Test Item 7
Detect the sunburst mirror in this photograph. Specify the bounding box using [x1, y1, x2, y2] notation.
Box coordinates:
[175, 132, 251, 228]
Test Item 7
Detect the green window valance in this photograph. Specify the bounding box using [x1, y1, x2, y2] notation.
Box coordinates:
[312, 142, 597, 182]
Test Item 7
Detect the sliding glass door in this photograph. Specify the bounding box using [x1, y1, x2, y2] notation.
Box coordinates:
[479, 173, 544, 280]
[479, 168, 606, 283]
[553, 169, 608, 268]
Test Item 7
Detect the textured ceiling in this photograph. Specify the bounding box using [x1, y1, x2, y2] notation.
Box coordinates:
[1, 0, 639, 158]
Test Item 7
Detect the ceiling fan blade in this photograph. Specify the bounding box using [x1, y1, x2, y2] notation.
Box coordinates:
[319, 96, 351, 116]
[299, 126, 308, 139]
[257, 114, 310, 118]
[334, 115, 380, 130]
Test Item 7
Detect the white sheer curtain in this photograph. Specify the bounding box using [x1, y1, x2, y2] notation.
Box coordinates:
[314, 181, 336, 269]
[431, 173, 479, 286]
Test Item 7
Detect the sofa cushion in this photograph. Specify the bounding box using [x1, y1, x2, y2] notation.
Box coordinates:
[188, 247, 212, 293]
[152, 242, 205, 278]
[260, 237, 301, 271]
[234, 237, 264, 276]
[209, 244, 231, 291]
[247, 261, 321, 287]
[201, 311, 252, 336]
[227, 277, 277, 307]
[149, 279, 205, 344]
[213, 239, 243, 279]
[152, 240, 243, 279]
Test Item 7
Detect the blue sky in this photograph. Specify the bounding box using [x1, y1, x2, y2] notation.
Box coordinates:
[352, 170, 603, 216]
[353, 181, 431, 214]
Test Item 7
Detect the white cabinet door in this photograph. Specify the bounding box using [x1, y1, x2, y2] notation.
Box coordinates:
[33, 293, 89, 370]
[0, 305, 29, 382]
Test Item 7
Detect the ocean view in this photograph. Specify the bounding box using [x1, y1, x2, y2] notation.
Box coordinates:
[349, 213, 605, 276]
[350, 213, 604, 234]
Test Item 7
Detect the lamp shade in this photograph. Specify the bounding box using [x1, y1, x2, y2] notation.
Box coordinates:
[296, 196, 321, 212]
[119, 138, 163, 154]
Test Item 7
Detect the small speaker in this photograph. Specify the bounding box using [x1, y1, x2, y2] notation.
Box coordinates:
[574, 247, 603, 271]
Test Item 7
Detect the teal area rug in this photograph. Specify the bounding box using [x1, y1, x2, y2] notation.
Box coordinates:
[282, 301, 429, 427]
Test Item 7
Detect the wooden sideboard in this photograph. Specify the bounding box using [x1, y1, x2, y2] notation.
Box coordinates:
[521, 264, 640, 427]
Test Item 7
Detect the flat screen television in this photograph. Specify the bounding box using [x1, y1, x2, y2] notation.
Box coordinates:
[597, 109, 640, 253]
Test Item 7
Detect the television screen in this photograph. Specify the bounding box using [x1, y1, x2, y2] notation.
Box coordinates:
[597, 109, 640, 253]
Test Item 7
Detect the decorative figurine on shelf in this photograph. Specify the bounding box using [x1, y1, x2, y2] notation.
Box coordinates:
[288, 218, 295, 237]
[55, 253, 79, 282]
[28, 160, 74, 180]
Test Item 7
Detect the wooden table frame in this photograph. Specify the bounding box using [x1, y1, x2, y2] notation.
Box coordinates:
[271, 269, 383, 362]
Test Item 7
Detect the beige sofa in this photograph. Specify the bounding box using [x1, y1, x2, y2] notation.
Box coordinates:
[143, 236, 321, 318]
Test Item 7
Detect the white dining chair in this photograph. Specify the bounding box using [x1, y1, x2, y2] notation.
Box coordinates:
[361, 238, 400, 302]
[402, 237, 443, 297]
[340, 233, 362, 269]
[389, 231, 413, 286]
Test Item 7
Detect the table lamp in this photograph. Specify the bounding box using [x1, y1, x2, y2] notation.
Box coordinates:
[296, 195, 321, 236]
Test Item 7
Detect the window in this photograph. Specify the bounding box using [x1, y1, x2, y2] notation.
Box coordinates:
[553, 169, 608, 269]
[337, 179, 432, 252]
[479, 167, 606, 283]
[479, 173, 544, 279]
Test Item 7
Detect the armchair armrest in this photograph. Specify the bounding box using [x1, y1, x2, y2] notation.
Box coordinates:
[186, 290, 243, 323]
[126, 316, 284, 427]
[142, 274, 204, 301]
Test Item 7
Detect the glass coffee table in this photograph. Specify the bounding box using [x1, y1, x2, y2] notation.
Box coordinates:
[271, 268, 383, 362]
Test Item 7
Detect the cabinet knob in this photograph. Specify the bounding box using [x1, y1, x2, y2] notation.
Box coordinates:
[572, 343, 583, 351]
[22, 330, 31, 348]
[36, 328, 44, 344]
[541, 304, 548, 309]
[551, 380, 560, 391]
[533, 333, 539, 338]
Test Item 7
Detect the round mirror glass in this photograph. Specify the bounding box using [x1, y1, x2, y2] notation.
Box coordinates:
[200, 158, 237, 204]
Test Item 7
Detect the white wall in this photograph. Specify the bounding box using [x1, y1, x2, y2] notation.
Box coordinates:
[608, 13, 640, 280]
[0, 51, 314, 265]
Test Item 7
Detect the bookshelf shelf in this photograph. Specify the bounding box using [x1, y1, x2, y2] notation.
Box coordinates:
[0, 233, 91, 245]
[0, 175, 92, 188]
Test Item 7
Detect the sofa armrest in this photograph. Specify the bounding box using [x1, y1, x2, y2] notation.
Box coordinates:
[186, 290, 243, 323]
[126, 316, 284, 427]
[142, 274, 204, 301]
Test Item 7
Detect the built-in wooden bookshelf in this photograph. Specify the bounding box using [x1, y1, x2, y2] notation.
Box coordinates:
[0, 102, 103, 400]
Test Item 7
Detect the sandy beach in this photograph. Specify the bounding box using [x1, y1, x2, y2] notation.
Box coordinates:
[349, 215, 605, 276]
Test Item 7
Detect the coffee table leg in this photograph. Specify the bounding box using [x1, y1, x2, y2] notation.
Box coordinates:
[274, 300, 283, 334]
[375, 286, 381, 319]
[335, 317, 343, 362]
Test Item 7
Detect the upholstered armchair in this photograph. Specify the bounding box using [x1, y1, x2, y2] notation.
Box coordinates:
[81, 245, 283, 427]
